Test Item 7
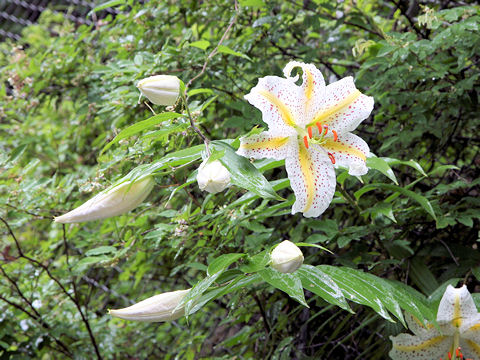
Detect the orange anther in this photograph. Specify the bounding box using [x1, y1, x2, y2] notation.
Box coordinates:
[323, 125, 329, 136]
[308, 126, 313, 139]
[332, 129, 338, 142]
[303, 136, 309, 149]
[328, 152, 335, 164]
[448, 352, 452, 360]
[316, 122, 323, 133]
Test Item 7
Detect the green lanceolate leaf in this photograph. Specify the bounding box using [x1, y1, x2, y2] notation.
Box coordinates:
[212, 140, 283, 201]
[207, 253, 245, 276]
[354, 183, 437, 221]
[366, 156, 398, 184]
[259, 268, 308, 307]
[101, 112, 182, 154]
[297, 265, 351, 311]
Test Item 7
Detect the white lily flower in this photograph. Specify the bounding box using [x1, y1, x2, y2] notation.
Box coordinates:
[109, 289, 190, 322]
[270, 240, 304, 273]
[196, 159, 231, 194]
[54, 176, 154, 223]
[389, 285, 480, 360]
[237, 61, 374, 217]
[137, 75, 180, 106]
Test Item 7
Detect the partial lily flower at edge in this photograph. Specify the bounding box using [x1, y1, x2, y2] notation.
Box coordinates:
[237, 61, 374, 218]
[54, 175, 155, 223]
[389, 285, 480, 360]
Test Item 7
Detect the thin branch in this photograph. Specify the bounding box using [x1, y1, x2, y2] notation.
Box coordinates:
[186, 0, 239, 89]
[0, 216, 103, 360]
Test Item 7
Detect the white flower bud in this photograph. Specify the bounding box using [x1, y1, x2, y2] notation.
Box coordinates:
[54, 176, 155, 223]
[270, 240, 304, 273]
[136, 75, 180, 106]
[109, 289, 190, 322]
[196, 159, 231, 194]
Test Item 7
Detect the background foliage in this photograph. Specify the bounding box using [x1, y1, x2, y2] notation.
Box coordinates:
[1, 0, 479, 359]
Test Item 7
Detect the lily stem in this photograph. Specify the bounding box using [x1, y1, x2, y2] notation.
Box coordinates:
[181, 91, 210, 156]
[337, 183, 362, 214]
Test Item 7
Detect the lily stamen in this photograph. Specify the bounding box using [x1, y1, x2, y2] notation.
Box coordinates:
[303, 136, 309, 149]
[332, 129, 338, 142]
[315, 122, 323, 133]
[328, 152, 335, 164]
[308, 126, 313, 139]
[323, 125, 329, 136]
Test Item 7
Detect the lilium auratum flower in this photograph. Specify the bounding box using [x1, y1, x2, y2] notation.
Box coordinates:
[237, 61, 374, 217]
[390, 285, 480, 360]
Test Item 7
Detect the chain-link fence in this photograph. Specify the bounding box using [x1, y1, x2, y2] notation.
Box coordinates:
[0, 0, 118, 41]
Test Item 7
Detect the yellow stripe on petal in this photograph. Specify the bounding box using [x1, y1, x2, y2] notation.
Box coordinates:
[465, 339, 480, 355]
[298, 144, 315, 212]
[257, 90, 296, 128]
[394, 336, 448, 352]
[323, 139, 367, 161]
[468, 323, 480, 331]
[240, 137, 289, 150]
[453, 293, 462, 328]
[304, 70, 314, 101]
[308, 89, 361, 127]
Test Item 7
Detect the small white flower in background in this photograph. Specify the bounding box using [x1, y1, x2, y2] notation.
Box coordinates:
[270, 240, 304, 273]
[54, 176, 155, 223]
[136, 75, 180, 106]
[109, 289, 190, 322]
[196, 159, 231, 194]
[389, 285, 480, 360]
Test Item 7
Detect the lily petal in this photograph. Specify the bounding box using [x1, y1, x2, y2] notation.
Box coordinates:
[322, 133, 370, 176]
[309, 76, 373, 134]
[461, 315, 480, 344]
[389, 333, 451, 360]
[460, 337, 480, 359]
[438, 285, 478, 334]
[245, 75, 305, 136]
[405, 313, 434, 337]
[283, 60, 326, 124]
[237, 132, 294, 160]
[286, 141, 336, 218]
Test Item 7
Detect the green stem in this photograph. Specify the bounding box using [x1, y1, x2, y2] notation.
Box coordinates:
[180, 91, 210, 156]
[337, 182, 362, 214]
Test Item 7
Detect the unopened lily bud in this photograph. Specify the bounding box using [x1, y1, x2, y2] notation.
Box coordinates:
[109, 289, 190, 322]
[54, 176, 155, 223]
[196, 159, 231, 194]
[270, 240, 304, 273]
[136, 75, 180, 106]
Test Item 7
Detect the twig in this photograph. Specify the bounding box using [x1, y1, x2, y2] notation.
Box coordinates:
[185, 0, 239, 89]
[439, 239, 459, 266]
[0, 216, 103, 360]
[336, 183, 362, 214]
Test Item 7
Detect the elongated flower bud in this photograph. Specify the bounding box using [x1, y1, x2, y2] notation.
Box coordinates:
[196, 159, 231, 194]
[270, 240, 304, 273]
[54, 176, 154, 223]
[137, 75, 180, 106]
[109, 289, 190, 322]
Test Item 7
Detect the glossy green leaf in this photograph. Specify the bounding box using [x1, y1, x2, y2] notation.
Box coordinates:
[100, 112, 182, 154]
[213, 141, 282, 201]
[354, 183, 437, 221]
[259, 268, 308, 307]
[207, 253, 245, 276]
[297, 265, 351, 311]
[366, 156, 398, 184]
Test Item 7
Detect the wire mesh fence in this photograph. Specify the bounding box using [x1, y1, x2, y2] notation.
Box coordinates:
[0, 0, 118, 41]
